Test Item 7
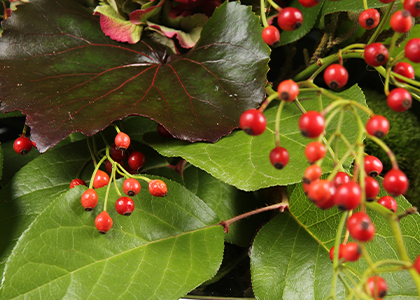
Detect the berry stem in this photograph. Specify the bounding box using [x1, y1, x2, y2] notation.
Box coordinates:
[22, 124, 28, 136]
[87, 137, 97, 168]
[259, 91, 279, 112]
[275, 100, 286, 147]
[365, 134, 399, 169]
[260, 0, 269, 28]
[76, 157, 91, 179]
[387, 31, 401, 64]
[89, 155, 107, 189]
[367, 2, 394, 44]
[337, 273, 353, 292]
[103, 163, 115, 212]
[362, 0, 368, 10]
[326, 143, 356, 181]
[266, 0, 280, 11]
[110, 123, 121, 133]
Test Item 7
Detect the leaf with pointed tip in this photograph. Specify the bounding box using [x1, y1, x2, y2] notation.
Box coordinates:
[0, 0, 269, 153]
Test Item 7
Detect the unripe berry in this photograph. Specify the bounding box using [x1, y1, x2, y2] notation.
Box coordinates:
[277, 7, 303, 31]
[277, 79, 299, 102]
[262, 25, 280, 46]
[240, 109, 267, 136]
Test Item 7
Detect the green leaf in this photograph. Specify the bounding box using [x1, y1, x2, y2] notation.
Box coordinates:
[0, 111, 23, 119]
[145, 85, 369, 191]
[0, 0, 269, 152]
[250, 213, 347, 299]
[321, 0, 388, 15]
[0, 178, 225, 299]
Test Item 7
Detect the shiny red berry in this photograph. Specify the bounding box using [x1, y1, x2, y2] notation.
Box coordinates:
[262, 25, 280, 46]
[364, 155, 383, 177]
[93, 170, 110, 189]
[305, 141, 326, 163]
[334, 182, 361, 210]
[114, 132, 130, 151]
[115, 197, 135, 216]
[404, 0, 420, 17]
[128, 151, 146, 172]
[277, 79, 299, 102]
[347, 212, 375, 242]
[378, 195, 398, 212]
[123, 178, 141, 196]
[383, 168, 408, 196]
[329, 244, 345, 261]
[13, 136, 33, 155]
[359, 9, 380, 29]
[240, 109, 267, 136]
[342, 242, 362, 262]
[70, 178, 87, 189]
[390, 10, 412, 33]
[110, 143, 128, 161]
[157, 124, 172, 138]
[308, 179, 333, 204]
[316, 185, 336, 210]
[405, 38, 420, 63]
[414, 255, 420, 274]
[393, 62, 415, 83]
[269, 147, 289, 169]
[333, 172, 351, 188]
[149, 179, 167, 197]
[277, 7, 303, 31]
[95, 211, 113, 234]
[324, 64, 348, 90]
[387, 88, 412, 112]
[299, 111, 325, 138]
[298, 0, 321, 8]
[364, 43, 389, 66]
[366, 276, 388, 299]
[365, 115, 389, 138]
[303, 165, 322, 183]
[81, 188, 98, 211]
[365, 177, 380, 202]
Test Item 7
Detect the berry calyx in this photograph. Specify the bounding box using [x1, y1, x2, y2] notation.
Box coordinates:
[299, 111, 325, 138]
[323, 64, 348, 90]
[95, 211, 113, 234]
[305, 141, 326, 163]
[364, 155, 383, 177]
[240, 109, 267, 136]
[364, 177, 379, 202]
[405, 38, 420, 63]
[378, 195, 398, 212]
[269, 147, 289, 169]
[303, 164, 322, 183]
[277, 7, 303, 31]
[366, 276, 388, 299]
[110, 143, 128, 161]
[393, 62, 415, 83]
[390, 10, 412, 33]
[81, 188, 98, 211]
[383, 168, 409, 197]
[157, 124, 172, 138]
[13, 136, 33, 155]
[364, 43, 389, 67]
[70, 178, 87, 189]
[365, 115, 389, 138]
[359, 9, 380, 29]
[387, 88, 412, 112]
[262, 25, 280, 46]
[114, 132, 130, 151]
[123, 178, 141, 196]
[404, 0, 420, 17]
[115, 197, 135, 216]
[92, 170, 110, 189]
[334, 182, 361, 210]
[347, 212, 376, 242]
[342, 242, 362, 262]
[298, 0, 321, 8]
[333, 172, 351, 188]
[149, 179, 168, 197]
[329, 244, 345, 261]
[128, 151, 146, 172]
[277, 79, 299, 102]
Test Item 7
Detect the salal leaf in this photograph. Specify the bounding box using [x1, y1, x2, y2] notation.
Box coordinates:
[0, 178, 224, 299]
[145, 85, 368, 191]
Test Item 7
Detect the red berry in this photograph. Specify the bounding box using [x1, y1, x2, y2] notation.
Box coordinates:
[110, 143, 128, 161]
[305, 141, 326, 163]
[364, 176, 379, 202]
[347, 212, 375, 242]
[299, 111, 325, 138]
[359, 9, 380, 29]
[323, 64, 348, 90]
[157, 124, 172, 138]
[115, 197, 135, 216]
[414, 255, 420, 274]
[269, 147, 289, 169]
[334, 182, 361, 210]
[333, 172, 351, 188]
[303, 165, 322, 183]
[383, 168, 408, 196]
[342, 242, 362, 262]
[277, 7, 303, 31]
[13, 136, 33, 155]
[95, 211, 113, 234]
[316, 185, 336, 210]
[366, 276, 388, 299]
[240, 109, 267, 136]
[262, 25, 280, 46]
[149, 179, 168, 197]
[70, 178, 87, 189]
[404, 0, 420, 17]
[277, 79, 299, 102]
[329, 244, 345, 261]
[387, 88, 412, 112]
[378, 195, 398, 212]
[393, 62, 415, 83]
[127, 151, 146, 172]
[405, 38, 420, 63]
[364, 155, 383, 177]
[298, 0, 321, 8]
[364, 43, 389, 67]
[114, 132, 130, 151]
[365, 115, 389, 138]
[81, 188, 98, 211]
[123, 178, 141, 196]
[307, 179, 333, 204]
[390, 10, 412, 33]
[105, 160, 113, 174]
[93, 170, 110, 189]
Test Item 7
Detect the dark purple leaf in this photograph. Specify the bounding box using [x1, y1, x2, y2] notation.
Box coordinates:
[0, 0, 269, 152]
